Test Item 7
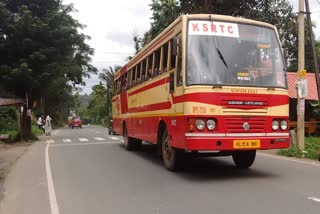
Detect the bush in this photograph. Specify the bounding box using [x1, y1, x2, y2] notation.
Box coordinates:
[278, 137, 320, 160]
[304, 137, 320, 159]
[7, 130, 21, 142]
[277, 146, 303, 158]
[0, 107, 17, 134]
[31, 122, 43, 140]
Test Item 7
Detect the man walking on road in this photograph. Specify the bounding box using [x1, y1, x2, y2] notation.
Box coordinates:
[45, 115, 52, 136]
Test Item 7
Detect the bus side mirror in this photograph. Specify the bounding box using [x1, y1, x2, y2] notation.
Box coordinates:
[172, 36, 182, 57]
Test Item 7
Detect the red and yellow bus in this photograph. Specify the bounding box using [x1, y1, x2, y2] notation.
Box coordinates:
[112, 14, 289, 171]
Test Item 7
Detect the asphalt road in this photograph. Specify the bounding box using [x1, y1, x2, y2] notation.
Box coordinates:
[1, 125, 320, 214]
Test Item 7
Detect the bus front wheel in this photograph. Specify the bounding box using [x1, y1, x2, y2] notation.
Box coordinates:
[123, 126, 141, 151]
[161, 128, 182, 171]
[232, 150, 256, 169]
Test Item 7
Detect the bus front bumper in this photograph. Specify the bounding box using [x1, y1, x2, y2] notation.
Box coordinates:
[185, 135, 290, 151]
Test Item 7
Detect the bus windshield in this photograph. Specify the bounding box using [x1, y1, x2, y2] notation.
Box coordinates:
[187, 21, 286, 88]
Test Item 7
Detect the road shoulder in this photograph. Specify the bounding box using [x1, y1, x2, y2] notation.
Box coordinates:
[0, 143, 31, 200]
[0, 139, 51, 214]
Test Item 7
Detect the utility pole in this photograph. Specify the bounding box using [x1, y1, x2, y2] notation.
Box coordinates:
[297, 0, 305, 151]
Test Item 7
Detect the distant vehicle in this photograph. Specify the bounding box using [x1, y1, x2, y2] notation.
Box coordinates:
[112, 14, 289, 171]
[67, 116, 73, 128]
[108, 120, 115, 135]
[71, 116, 82, 128]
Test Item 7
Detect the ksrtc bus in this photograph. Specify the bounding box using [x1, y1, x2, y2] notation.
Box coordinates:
[112, 14, 289, 171]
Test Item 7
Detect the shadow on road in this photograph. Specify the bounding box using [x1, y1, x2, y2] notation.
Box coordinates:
[118, 143, 279, 181]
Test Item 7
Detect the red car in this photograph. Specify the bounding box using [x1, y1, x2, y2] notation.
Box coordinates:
[71, 116, 82, 128]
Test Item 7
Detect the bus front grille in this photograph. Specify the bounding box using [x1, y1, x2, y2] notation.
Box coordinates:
[224, 117, 266, 133]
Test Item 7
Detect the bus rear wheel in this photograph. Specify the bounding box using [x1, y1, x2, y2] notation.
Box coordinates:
[232, 150, 256, 169]
[123, 126, 141, 151]
[161, 128, 182, 171]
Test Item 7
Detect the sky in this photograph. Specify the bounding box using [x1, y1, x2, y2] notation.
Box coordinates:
[63, 0, 320, 94]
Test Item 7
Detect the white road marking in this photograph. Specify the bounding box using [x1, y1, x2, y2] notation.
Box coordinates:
[51, 142, 109, 147]
[109, 136, 121, 141]
[45, 140, 60, 214]
[258, 152, 320, 167]
[308, 197, 320, 203]
[45, 140, 54, 144]
[94, 137, 106, 141]
[79, 138, 89, 142]
[62, 138, 71, 143]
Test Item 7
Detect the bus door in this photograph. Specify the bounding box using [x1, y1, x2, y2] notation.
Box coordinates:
[168, 36, 184, 148]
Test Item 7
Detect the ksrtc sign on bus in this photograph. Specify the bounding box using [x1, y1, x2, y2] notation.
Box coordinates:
[188, 21, 239, 37]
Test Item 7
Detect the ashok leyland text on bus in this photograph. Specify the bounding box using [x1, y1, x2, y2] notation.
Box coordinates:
[111, 14, 289, 171]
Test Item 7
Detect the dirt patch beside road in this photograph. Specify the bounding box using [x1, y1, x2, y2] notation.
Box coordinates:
[0, 143, 31, 200]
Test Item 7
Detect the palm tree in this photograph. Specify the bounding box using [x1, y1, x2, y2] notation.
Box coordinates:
[99, 65, 121, 123]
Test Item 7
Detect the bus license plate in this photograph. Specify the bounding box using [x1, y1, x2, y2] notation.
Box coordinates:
[233, 140, 260, 149]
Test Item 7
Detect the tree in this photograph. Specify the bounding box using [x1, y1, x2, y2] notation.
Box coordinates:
[84, 83, 107, 125]
[99, 65, 121, 123]
[180, 0, 256, 16]
[0, 0, 97, 122]
[143, 0, 180, 45]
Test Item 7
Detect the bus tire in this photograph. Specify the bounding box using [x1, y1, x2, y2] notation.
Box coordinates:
[232, 150, 256, 169]
[161, 128, 182, 171]
[123, 125, 139, 151]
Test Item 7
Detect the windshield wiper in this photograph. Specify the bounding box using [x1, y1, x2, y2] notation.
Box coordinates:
[216, 48, 229, 68]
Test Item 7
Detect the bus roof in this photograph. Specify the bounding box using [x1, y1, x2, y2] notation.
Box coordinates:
[114, 14, 278, 80]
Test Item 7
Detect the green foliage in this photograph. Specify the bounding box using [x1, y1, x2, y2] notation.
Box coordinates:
[304, 137, 320, 159]
[7, 130, 20, 142]
[31, 120, 43, 139]
[85, 83, 108, 125]
[0, 0, 97, 125]
[277, 145, 303, 158]
[0, 107, 18, 134]
[278, 137, 320, 160]
[78, 65, 120, 126]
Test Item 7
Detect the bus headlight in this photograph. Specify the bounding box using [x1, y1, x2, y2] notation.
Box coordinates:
[196, 119, 205, 131]
[272, 120, 279, 131]
[206, 119, 216, 130]
[280, 120, 288, 130]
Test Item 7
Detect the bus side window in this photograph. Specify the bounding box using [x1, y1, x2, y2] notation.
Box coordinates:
[169, 40, 176, 70]
[132, 68, 136, 86]
[175, 36, 182, 86]
[120, 76, 123, 92]
[169, 72, 174, 93]
[154, 48, 161, 76]
[118, 79, 121, 94]
[136, 63, 141, 83]
[141, 60, 146, 81]
[162, 42, 169, 73]
[146, 54, 153, 79]
[115, 80, 118, 94]
[123, 74, 127, 90]
[128, 70, 132, 88]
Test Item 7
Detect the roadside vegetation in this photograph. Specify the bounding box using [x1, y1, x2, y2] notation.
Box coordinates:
[78, 66, 119, 127]
[278, 137, 320, 160]
[0, 0, 96, 140]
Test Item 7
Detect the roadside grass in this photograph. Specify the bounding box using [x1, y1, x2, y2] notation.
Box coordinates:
[31, 122, 43, 140]
[277, 137, 320, 160]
